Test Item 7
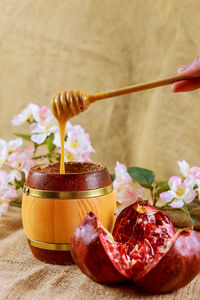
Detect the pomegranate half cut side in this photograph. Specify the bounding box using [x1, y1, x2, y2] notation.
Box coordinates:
[112, 200, 176, 281]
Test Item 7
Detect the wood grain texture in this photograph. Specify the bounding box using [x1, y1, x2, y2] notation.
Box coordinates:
[22, 191, 116, 243]
[89, 75, 200, 101]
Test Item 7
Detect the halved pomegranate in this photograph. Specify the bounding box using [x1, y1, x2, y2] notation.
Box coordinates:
[70, 199, 200, 293]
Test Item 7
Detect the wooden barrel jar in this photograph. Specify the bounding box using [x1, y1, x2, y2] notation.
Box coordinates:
[22, 162, 116, 265]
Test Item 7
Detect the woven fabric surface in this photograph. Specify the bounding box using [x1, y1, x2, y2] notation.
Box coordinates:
[0, 0, 200, 180]
[0, 207, 199, 300]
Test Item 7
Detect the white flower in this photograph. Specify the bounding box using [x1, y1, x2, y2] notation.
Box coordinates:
[0, 139, 8, 167]
[114, 161, 132, 183]
[160, 176, 196, 208]
[7, 170, 22, 183]
[6, 147, 35, 178]
[0, 202, 9, 218]
[53, 121, 95, 162]
[177, 160, 190, 178]
[178, 160, 200, 180]
[178, 160, 200, 201]
[113, 161, 144, 204]
[11, 103, 39, 126]
[0, 138, 23, 168]
[0, 170, 17, 217]
[7, 138, 23, 153]
[53, 131, 61, 148]
[32, 106, 51, 122]
[30, 107, 58, 144]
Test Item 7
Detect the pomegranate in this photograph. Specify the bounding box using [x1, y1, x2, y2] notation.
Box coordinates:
[70, 199, 200, 293]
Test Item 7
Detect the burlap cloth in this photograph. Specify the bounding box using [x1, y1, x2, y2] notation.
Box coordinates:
[1, 0, 200, 181]
[1, 0, 200, 299]
[0, 206, 199, 300]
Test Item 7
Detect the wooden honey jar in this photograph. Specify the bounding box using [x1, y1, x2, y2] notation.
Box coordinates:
[22, 162, 116, 265]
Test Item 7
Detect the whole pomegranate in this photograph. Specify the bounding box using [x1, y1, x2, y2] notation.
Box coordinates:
[70, 199, 200, 293]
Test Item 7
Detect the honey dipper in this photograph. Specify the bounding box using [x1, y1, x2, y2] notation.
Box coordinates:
[51, 75, 198, 121]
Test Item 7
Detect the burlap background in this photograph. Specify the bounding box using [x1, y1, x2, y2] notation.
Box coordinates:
[1, 0, 200, 180]
[1, 0, 200, 299]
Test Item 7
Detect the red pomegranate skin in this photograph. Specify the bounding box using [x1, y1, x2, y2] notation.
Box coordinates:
[71, 201, 200, 293]
[136, 228, 200, 293]
[70, 212, 127, 283]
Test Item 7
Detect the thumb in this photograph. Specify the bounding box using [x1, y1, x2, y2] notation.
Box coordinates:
[178, 56, 200, 77]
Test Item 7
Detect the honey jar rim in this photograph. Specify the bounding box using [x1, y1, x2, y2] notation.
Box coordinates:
[25, 162, 112, 191]
[30, 162, 106, 175]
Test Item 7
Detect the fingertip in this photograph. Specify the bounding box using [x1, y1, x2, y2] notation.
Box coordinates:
[171, 83, 178, 93]
[177, 65, 189, 74]
[177, 56, 200, 77]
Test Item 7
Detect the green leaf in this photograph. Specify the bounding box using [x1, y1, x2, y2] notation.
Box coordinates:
[186, 203, 200, 210]
[191, 215, 197, 225]
[156, 181, 169, 189]
[155, 181, 169, 196]
[33, 143, 38, 153]
[10, 201, 22, 208]
[181, 205, 196, 225]
[14, 172, 26, 190]
[128, 167, 155, 185]
[46, 134, 56, 152]
[52, 152, 60, 162]
[110, 174, 115, 181]
[55, 155, 61, 162]
[46, 152, 60, 163]
[140, 183, 153, 191]
[14, 133, 31, 141]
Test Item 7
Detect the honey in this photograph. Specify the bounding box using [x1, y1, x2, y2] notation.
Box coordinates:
[51, 90, 92, 174]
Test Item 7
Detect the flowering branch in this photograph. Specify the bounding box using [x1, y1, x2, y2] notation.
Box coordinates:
[0, 103, 95, 217]
[1, 103, 199, 229]
[112, 160, 200, 226]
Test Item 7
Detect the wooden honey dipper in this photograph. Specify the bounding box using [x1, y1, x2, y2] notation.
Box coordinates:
[51, 74, 198, 174]
[51, 75, 198, 122]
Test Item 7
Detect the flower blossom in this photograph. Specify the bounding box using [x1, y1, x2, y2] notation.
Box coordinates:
[178, 160, 200, 180]
[53, 121, 95, 162]
[11, 103, 39, 126]
[0, 138, 23, 168]
[6, 147, 35, 180]
[7, 138, 23, 153]
[30, 106, 58, 144]
[0, 170, 17, 217]
[113, 161, 144, 204]
[0, 139, 8, 167]
[160, 176, 195, 208]
[178, 160, 200, 201]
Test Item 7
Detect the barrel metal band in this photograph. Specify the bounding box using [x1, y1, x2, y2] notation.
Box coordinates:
[27, 237, 71, 251]
[23, 184, 113, 199]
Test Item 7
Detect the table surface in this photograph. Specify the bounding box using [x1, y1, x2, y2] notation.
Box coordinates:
[0, 207, 199, 300]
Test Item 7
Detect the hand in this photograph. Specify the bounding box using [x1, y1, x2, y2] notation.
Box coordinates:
[172, 56, 200, 92]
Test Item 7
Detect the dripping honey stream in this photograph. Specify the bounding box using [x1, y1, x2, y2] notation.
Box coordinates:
[51, 90, 91, 174]
[51, 75, 199, 174]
